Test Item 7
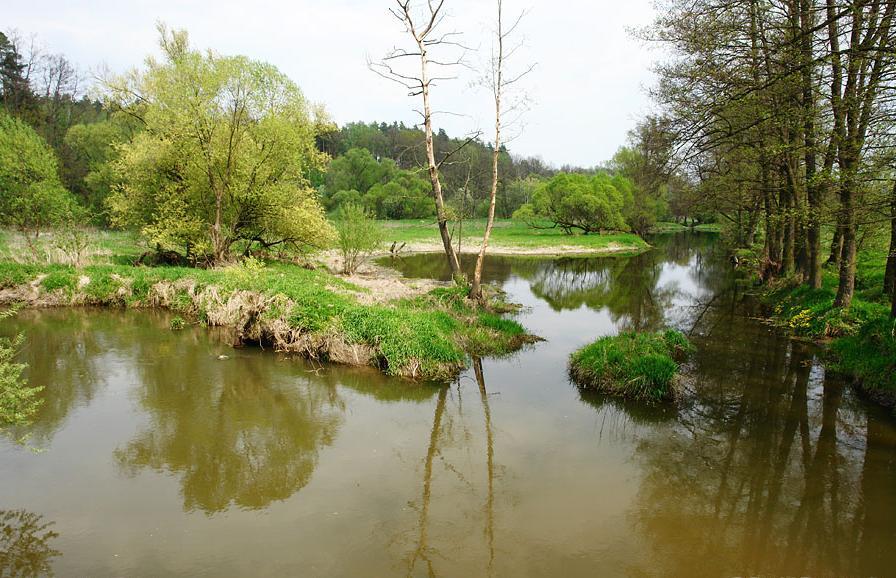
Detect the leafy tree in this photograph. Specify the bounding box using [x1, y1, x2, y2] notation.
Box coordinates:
[364, 171, 434, 219]
[514, 172, 630, 235]
[0, 31, 35, 118]
[104, 25, 333, 263]
[323, 147, 396, 204]
[62, 117, 135, 222]
[0, 110, 76, 255]
[0, 308, 43, 435]
[335, 204, 384, 274]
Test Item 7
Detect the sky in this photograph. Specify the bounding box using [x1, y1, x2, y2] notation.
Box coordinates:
[6, 0, 663, 168]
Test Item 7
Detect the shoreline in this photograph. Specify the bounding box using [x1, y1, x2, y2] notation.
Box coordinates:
[372, 240, 650, 258]
[0, 260, 537, 381]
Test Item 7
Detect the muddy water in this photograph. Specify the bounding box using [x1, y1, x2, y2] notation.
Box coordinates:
[2, 233, 895, 577]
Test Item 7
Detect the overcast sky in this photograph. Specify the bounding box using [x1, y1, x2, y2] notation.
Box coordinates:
[7, 0, 662, 167]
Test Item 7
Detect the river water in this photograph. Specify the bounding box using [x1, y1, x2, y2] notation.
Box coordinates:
[1, 233, 895, 577]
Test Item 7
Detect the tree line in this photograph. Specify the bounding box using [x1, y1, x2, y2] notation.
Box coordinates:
[641, 0, 896, 310]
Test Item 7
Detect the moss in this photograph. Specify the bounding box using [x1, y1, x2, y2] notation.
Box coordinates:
[569, 330, 694, 402]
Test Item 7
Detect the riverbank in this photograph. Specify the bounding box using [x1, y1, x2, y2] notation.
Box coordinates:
[380, 219, 649, 256]
[744, 240, 896, 408]
[650, 221, 722, 234]
[0, 259, 534, 381]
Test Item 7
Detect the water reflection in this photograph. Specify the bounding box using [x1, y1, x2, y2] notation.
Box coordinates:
[399, 360, 500, 577]
[384, 233, 726, 333]
[1, 310, 112, 444]
[114, 354, 345, 513]
[2, 233, 896, 576]
[0, 510, 61, 577]
[622, 319, 896, 576]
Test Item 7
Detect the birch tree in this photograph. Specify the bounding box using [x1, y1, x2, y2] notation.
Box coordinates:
[470, 0, 533, 301]
[371, 1, 470, 279]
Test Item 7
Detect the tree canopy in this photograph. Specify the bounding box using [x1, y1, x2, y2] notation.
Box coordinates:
[0, 110, 75, 250]
[104, 25, 333, 263]
[514, 172, 631, 234]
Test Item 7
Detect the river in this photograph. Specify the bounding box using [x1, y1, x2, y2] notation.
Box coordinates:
[1, 232, 894, 577]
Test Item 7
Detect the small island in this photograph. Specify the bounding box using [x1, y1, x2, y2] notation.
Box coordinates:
[568, 330, 694, 402]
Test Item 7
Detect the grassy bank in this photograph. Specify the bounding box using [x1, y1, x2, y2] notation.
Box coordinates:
[568, 330, 693, 402]
[757, 236, 896, 406]
[381, 219, 649, 255]
[0, 235, 534, 381]
[651, 221, 723, 234]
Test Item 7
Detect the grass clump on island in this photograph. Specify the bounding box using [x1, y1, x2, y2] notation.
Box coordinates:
[381, 218, 649, 254]
[0, 252, 532, 381]
[569, 330, 694, 402]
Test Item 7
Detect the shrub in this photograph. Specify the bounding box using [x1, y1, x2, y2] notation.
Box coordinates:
[569, 329, 693, 402]
[0, 308, 43, 433]
[335, 204, 384, 274]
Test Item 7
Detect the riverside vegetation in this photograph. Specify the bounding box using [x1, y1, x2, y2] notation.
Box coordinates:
[568, 329, 694, 402]
[736, 231, 896, 406]
[0, 245, 531, 381]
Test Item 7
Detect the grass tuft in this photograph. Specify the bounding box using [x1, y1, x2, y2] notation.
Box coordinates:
[569, 329, 694, 402]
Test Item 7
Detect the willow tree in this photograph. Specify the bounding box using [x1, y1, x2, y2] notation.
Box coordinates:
[104, 25, 333, 264]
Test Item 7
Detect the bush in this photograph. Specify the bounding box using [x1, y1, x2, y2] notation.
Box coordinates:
[568, 329, 693, 402]
[335, 204, 383, 274]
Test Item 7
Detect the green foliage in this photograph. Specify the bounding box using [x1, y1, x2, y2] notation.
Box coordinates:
[0, 308, 43, 431]
[62, 117, 135, 223]
[104, 25, 334, 262]
[514, 172, 631, 235]
[323, 147, 434, 219]
[569, 330, 694, 402]
[763, 239, 896, 398]
[830, 317, 896, 395]
[0, 259, 530, 381]
[0, 111, 77, 246]
[169, 316, 186, 331]
[335, 204, 384, 274]
[324, 148, 396, 200]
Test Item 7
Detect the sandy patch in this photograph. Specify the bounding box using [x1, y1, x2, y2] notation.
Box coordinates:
[318, 251, 447, 304]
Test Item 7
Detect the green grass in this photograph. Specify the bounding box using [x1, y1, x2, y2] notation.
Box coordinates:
[0, 228, 142, 265]
[568, 329, 694, 402]
[381, 219, 648, 254]
[0, 257, 529, 381]
[762, 232, 896, 401]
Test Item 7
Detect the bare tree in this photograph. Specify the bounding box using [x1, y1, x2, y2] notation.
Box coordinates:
[370, 0, 471, 279]
[469, 0, 533, 301]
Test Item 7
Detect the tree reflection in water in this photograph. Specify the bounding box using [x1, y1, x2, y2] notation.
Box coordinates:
[115, 351, 345, 513]
[401, 359, 499, 578]
[387, 233, 727, 334]
[1, 310, 116, 445]
[0, 510, 61, 578]
[620, 308, 896, 576]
